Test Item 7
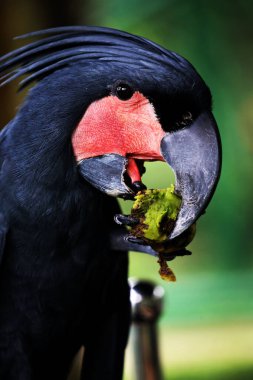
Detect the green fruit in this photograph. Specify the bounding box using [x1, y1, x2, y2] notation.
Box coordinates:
[131, 185, 181, 243]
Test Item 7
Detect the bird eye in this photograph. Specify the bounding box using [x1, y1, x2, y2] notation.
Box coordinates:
[175, 111, 193, 128]
[115, 82, 134, 101]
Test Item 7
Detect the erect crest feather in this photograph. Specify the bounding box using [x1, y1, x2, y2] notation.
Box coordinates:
[0, 26, 190, 90]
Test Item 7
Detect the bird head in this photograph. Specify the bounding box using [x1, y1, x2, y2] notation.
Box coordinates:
[0, 26, 221, 239]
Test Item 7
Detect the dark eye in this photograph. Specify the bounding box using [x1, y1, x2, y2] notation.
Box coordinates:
[175, 111, 193, 128]
[115, 82, 134, 101]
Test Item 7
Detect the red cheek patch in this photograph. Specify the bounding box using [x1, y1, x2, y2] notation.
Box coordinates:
[72, 92, 165, 161]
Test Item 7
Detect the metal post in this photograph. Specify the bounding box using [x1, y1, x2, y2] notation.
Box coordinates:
[129, 279, 165, 380]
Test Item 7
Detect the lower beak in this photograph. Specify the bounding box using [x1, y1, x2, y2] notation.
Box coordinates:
[161, 112, 222, 239]
[78, 153, 135, 199]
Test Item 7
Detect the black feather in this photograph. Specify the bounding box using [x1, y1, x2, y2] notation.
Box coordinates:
[0, 26, 193, 90]
[0, 213, 8, 262]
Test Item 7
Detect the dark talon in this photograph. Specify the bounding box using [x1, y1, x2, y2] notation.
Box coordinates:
[125, 235, 145, 245]
[163, 248, 192, 260]
[114, 214, 139, 226]
[163, 255, 176, 261]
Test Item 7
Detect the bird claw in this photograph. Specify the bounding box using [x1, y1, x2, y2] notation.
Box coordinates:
[113, 214, 147, 247]
[114, 214, 139, 227]
[125, 235, 147, 245]
[112, 215, 196, 259]
[162, 248, 192, 261]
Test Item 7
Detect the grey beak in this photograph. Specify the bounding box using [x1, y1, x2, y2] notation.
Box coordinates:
[78, 154, 134, 198]
[161, 112, 222, 239]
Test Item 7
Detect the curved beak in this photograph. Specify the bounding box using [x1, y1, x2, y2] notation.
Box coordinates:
[78, 154, 135, 199]
[161, 112, 222, 239]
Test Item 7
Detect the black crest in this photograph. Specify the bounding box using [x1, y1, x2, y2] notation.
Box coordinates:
[0, 26, 192, 90]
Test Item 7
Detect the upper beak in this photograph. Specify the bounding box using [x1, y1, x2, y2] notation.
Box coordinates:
[161, 112, 222, 239]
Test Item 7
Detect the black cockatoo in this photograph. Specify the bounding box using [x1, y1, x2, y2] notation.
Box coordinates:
[0, 26, 221, 380]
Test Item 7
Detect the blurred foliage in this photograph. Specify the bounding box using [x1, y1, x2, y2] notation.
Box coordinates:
[124, 320, 253, 379]
[90, 0, 253, 272]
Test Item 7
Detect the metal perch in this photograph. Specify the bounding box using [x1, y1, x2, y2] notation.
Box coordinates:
[129, 279, 165, 380]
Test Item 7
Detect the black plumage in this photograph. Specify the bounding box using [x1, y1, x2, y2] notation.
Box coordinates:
[0, 26, 203, 90]
[0, 26, 214, 380]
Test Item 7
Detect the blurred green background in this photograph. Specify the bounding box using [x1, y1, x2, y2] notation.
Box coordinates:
[1, 0, 253, 379]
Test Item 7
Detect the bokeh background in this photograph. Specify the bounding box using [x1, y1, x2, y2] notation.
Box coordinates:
[0, 0, 252, 379]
